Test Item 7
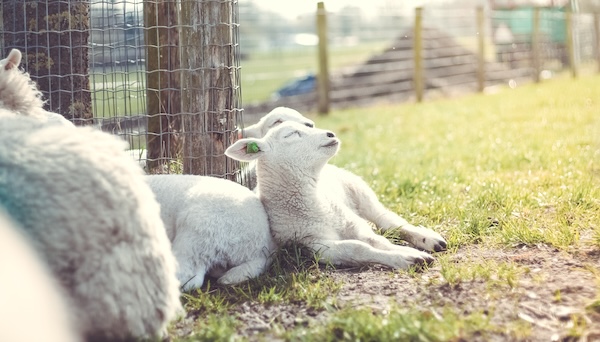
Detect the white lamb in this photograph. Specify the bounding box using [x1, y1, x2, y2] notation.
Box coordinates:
[226, 122, 447, 269]
[0, 49, 73, 127]
[243, 107, 447, 253]
[0, 208, 80, 342]
[0, 114, 182, 341]
[146, 174, 276, 291]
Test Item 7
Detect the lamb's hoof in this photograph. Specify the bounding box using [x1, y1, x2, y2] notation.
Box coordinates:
[413, 226, 447, 253]
[407, 251, 435, 271]
[433, 239, 447, 252]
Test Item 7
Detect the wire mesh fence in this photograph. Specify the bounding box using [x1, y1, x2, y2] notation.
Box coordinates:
[239, 2, 600, 118]
[1, 0, 243, 178]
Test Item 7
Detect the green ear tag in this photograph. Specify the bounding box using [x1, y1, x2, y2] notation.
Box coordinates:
[246, 141, 260, 153]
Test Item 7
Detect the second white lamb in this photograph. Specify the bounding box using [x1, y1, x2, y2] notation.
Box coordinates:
[146, 175, 276, 291]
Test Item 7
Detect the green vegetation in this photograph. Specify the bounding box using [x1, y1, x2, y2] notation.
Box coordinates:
[171, 74, 600, 341]
[90, 66, 147, 119]
[240, 42, 387, 104]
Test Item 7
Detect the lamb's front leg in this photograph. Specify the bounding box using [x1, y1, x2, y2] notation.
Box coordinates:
[372, 210, 447, 252]
[307, 239, 432, 270]
[342, 174, 447, 252]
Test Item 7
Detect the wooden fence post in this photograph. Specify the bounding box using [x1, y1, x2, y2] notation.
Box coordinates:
[145, 0, 181, 173]
[316, 2, 330, 115]
[476, 6, 485, 92]
[565, 9, 577, 78]
[595, 13, 600, 73]
[180, 0, 239, 177]
[531, 7, 541, 83]
[413, 7, 424, 102]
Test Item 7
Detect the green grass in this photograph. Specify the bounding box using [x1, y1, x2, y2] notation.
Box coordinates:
[172, 74, 600, 341]
[284, 306, 501, 341]
[320, 74, 600, 250]
[241, 42, 387, 104]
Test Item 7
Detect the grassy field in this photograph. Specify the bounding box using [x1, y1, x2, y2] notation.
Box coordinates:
[169, 73, 600, 341]
[240, 42, 387, 104]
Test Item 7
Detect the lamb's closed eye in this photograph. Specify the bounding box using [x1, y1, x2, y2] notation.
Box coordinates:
[284, 131, 300, 138]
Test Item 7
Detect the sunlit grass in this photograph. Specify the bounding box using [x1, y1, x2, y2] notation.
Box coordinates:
[241, 42, 388, 104]
[317, 74, 600, 250]
[173, 74, 600, 340]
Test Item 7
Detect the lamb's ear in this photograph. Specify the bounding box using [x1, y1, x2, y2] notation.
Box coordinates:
[3, 49, 22, 71]
[225, 138, 269, 162]
[242, 123, 261, 138]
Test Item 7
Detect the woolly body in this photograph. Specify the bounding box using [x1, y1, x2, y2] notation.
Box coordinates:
[147, 175, 276, 291]
[0, 115, 181, 341]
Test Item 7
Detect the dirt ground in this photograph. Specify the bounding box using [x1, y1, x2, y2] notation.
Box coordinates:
[174, 245, 600, 341]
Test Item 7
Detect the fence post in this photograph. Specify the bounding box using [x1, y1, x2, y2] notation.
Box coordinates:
[145, 0, 181, 173]
[565, 9, 577, 78]
[595, 13, 600, 73]
[413, 7, 424, 102]
[476, 6, 485, 92]
[531, 7, 541, 83]
[316, 2, 330, 115]
[180, 0, 239, 177]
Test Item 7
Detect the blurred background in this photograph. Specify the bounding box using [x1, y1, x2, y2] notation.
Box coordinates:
[1, 0, 598, 176]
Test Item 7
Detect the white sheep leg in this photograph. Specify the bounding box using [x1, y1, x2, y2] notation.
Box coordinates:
[350, 186, 447, 252]
[171, 238, 206, 291]
[217, 257, 269, 285]
[354, 230, 435, 263]
[178, 265, 206, 292]
[308, 239, 432, 270]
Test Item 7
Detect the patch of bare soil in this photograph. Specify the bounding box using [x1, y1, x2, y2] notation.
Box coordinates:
[174, 245, 600, 341]
[331, 245, 600, 341]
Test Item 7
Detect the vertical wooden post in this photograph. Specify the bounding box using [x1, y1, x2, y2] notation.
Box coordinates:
[531, 7, 541, 83]
[566, 9, 577, 78]
[316, 2, 330, 115]
[476, 6, 485, 92]
[181, 0, 239, 177]
[595, 13, 600, 73]
[144, 0, 181, 173]
[413, 7, 424, 102]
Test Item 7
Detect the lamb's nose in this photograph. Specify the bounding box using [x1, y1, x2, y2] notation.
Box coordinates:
[326, 132, 335, 138]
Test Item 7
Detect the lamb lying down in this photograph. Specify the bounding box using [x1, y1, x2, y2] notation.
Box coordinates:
[146, 175, 276, 291]
[243, 107, 447, 253]
[0, 49, 73, 127]
[226, 122, 440, 270]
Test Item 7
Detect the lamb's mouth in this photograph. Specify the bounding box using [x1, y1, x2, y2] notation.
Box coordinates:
[321, 140, 339, 148]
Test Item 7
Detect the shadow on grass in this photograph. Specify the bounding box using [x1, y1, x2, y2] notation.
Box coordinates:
[181, 241, 341, 318]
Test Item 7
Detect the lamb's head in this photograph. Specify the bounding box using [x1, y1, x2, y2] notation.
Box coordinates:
[0, 49, 45, 115]
[242, 107, 315, 138]
[227, 121, 339, 176]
